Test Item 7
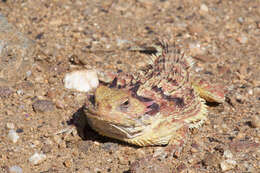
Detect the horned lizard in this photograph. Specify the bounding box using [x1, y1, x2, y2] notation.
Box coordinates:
[84, 40, 224, 147]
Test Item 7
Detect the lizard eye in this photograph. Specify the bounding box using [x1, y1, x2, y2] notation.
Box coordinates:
[119, 99, 130, 111]
[122, 100, 129, 106]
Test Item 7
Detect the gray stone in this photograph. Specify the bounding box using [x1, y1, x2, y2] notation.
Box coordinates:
[0, 13, 35, 84]
[0, 86, 13, 98]
[32, 99, 55, 113]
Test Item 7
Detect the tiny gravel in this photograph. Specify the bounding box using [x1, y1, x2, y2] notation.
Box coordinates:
[0, 0, 259, 172]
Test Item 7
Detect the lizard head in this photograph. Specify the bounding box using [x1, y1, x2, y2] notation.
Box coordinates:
[84, 84, 158, 141]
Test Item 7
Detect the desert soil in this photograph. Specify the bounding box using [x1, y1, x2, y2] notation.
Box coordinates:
[0, 0, 260, 173]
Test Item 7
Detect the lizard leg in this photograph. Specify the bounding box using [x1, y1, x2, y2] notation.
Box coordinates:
[191, 77, 225, 103]
[129, 126, 189, 172]
[165, 125, 189, 158]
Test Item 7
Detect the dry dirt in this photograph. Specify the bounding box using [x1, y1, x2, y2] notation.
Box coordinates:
[0, 0, 260, 173]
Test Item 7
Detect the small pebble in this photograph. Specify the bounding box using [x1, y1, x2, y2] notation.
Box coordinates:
[188, 23, 204, 35]
[8, 129, 20, 143]
[237, 35, 248, 44]
[190, 143, 200, 153]
[135, 148, 145, 159]
[55, 100, 65, 109]
[203, 153, 221, 166]
[118, 155, 128, 165]
[94, 168, 102, 173]
[116, 151, 128, 165]
[189, 42, 205, 56]
[32, 140, 41, 146]
[220, 159, 237, 171]
[221, 123, 229, 133]
[26, 70, 32, 77]
[35, 76, 45, 83]
[237, 17, 244, 24]
[64, 159, 72, 168]
[42, 144, 52, 153]
[236, 131, 245, 139]
[0, 86, 13, 98]
[199, 4, 209, 15]
[243, 161, 256, 172]
[29, 152, 46, 165]
[49, 18, 63, 25]
[248, 89, 253, 95]
[6, 122, 15, 129]
[251, 115, 260, 128]
[223, 150, 233, 159]
[48, 77, 56, 84]
[32, 99, 55, 113]
[9, 165, 23, 173]
[176, 163, 187, 172]
[64, 70, 99, 92]
[16, 90, 24, 96]
[253, 87, 260, 96]
[235, 93, 244, 103]
[257, 22, 260, 29]
[101, 142, 119, 152]
[116, 39, 130, 47]
[153, 147, 167, 158]
[16, 128, 24, 133]
[46, 90, 56, 99]
[53, 135, 62, 144]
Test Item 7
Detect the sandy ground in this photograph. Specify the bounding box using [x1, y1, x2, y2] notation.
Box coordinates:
[0, 0, 260, 172]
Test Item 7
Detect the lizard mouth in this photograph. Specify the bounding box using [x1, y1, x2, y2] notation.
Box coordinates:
[105, 123, 145, 139]
[85, 112, 147, 139]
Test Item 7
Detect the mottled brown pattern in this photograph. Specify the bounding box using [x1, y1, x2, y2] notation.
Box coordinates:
[84, 40, 224, 146]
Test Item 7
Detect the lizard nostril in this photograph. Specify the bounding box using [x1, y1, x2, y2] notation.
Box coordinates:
[88, 95, 95, 106]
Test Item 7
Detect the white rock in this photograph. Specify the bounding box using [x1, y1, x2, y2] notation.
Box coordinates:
[248, 89, 253, 95]
[189, 42, 205, 56]
[16, 90, 24, 96]
[8, 130, 19, 143]
[29, 152, 46, 165]
[116, 38, 130, 46]
[64, 70, 99, 92]
[220, 159, 237, 171]
[237, 17, 244, 24]
[237, 35, 248, 44]
[223, 150, 233, 159]
[6, 122, 15, 129]
[9, 165, 23, 173]
[200, 4, 209, 13]
[26, 70, 32, 77]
